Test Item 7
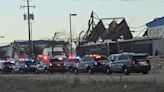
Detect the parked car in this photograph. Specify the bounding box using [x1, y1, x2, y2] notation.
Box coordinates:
[64, 56, 81, 72]
[0, 60, 4, 73]
[1, 62, 14, 73]
[1, 59, 21, 73]
[12, 61, 22, 73]
[47, 57, 66, 73]
[73, 54, 108, 74]
[105, 53, 151, 75]
[36, 60, 48, 73]
[19, 58, 37, 73]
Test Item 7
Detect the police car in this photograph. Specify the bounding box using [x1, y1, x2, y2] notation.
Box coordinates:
[105, 53, 151, 75]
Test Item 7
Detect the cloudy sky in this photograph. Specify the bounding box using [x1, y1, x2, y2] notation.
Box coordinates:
[0, 0, 164, 45]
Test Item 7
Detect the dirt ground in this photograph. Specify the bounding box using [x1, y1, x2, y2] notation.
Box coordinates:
[0, 77, 164, 92]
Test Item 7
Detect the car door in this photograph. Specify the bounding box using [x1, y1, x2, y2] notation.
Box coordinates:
[78, 56, 91, 70]
[13, 61, 21, 72]
[115, 55, 128, 71]
[110, 55, 119, 72]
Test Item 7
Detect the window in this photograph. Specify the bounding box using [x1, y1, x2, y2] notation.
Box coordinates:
[118, 55, 128, 60]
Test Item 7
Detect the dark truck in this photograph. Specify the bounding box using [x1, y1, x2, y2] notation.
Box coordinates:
[105, 53, 151, 75]
[73, 55, 108, 74]
[19, 59, 37, 73]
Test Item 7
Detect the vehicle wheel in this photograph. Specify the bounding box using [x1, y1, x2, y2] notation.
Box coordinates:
[35, 70, 39, 74]
[123, 67, 129, 75]
[74, 68, 78, 75]
[45, 69, 49, 74]
[106, 67, 112, 75]
[142, 71, 148, 74]
[45, 67, 48, 73]
[12, 69, 15, 74]
[70, 68, 73, 73]
[88, 68, 93, 74]
[70, 67, 74, 73]
[20, 69, 24, 74]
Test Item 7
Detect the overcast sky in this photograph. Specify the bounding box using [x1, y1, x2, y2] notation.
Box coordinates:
[0, 0, 164, 45]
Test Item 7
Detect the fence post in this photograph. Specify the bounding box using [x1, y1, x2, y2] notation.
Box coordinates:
[67, 72, 70, 81]
[48, 72, 51, 92]
[28, 73, 31, 92]
[12, 74, 16, 92]
[120, 74, 123, 88]
[88, 74, 91, 81]
[153, 76, 156, 92]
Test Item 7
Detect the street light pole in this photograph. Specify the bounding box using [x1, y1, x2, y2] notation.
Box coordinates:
[69, 14, 77, 56]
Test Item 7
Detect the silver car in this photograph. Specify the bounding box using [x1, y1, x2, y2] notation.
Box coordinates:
[36, 60, 48, 73]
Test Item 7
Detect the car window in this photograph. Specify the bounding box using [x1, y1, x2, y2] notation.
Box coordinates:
[83, 56, 91, 62]
[133, 55, 147, 60]
[118, 55, 128, 60]
[113, 56, 118, 61]
[15, 62, 19, 65]
[82, 57, 87, 62]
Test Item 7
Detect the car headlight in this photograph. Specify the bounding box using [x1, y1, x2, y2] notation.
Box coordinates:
[49, 63, 52, 66]
[93, 62, 98, 65]
[25, 65, 27, 67]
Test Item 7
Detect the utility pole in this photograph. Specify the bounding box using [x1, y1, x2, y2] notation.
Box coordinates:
[21, 0, 35, 56]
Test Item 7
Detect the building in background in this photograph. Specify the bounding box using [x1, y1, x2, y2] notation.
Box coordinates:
[0, 40, 71, 59]
[146, 17, 164, 38]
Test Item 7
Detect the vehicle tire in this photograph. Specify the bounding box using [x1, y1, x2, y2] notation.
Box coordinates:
[70, 67, 73, 73]
[46, 68, 51, 74]
[88, 68, 93, 74]
[74, 68, 78, 75]
[106, 67, 112, 75]
[12, 69, 15, 74]
[123, 67, 129, 75]
[20, 69, 24, 74]
[35, 70, 39, 74]
[142, 71, 148, 74]
[45, 67, 48, 73]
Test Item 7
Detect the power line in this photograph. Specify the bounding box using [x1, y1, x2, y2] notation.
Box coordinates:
[135, 28, 147, 37]
[129, 24, 146, 29]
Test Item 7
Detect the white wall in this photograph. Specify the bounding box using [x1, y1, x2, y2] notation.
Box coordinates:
[148, 25, 164, 38]
[153, 39, 164, 55]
